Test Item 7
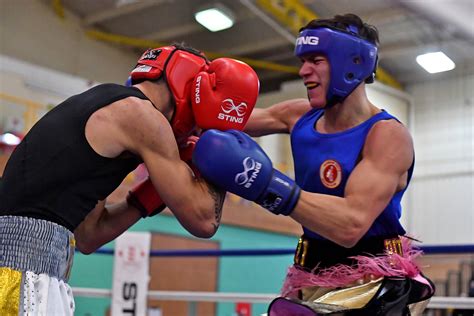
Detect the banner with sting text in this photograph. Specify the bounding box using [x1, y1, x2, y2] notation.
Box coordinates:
[111, 231, 151, 316]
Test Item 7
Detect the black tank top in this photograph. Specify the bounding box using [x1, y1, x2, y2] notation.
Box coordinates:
[0, 84, 149, 231]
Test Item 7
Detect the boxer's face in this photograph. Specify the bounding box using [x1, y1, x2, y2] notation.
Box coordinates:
[298, 54, 330, 109]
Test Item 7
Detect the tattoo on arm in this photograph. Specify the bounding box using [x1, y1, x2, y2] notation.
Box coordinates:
[208, 183, 225, 232]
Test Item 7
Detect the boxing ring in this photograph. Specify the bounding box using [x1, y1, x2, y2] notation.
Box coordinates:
[72, 288, 474, 309]
[73, 245, 474, 314]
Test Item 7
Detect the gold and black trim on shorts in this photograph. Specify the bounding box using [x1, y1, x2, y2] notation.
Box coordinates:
[294, 235, 404, 271]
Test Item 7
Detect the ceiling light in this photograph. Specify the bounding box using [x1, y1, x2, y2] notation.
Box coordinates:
[0, 132, 21, 146]
[195, 4, 234, 32]
[416, 51, 455, 74]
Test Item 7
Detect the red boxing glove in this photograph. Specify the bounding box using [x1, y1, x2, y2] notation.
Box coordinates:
[179, 135, 198, 162]
[192, 58, 259, 132]
[127, 136, 200, 218]
[179, 135, 200, 177]
[127, 178, 166, 218]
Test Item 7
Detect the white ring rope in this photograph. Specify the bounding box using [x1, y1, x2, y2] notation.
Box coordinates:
[72, 287, 474, 309]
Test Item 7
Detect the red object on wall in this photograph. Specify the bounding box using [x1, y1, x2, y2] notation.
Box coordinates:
[236, 302, 251, 316]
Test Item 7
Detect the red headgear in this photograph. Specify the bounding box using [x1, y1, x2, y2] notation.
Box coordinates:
[130, 46, 260, 140]
[130, 46, 209, 138]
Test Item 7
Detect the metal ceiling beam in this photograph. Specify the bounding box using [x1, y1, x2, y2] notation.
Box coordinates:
[361, 7, 410, 26]
[257, 70, 298, 83]
[86, 29, 166, 48]
[264, 51, 295, 63]
[142, 7, 286, 56]
[142, 8, 257, 42]
[52, 0, 65, 19]
[85, 29, 300, 74]
[145, 23, 202, 42]
[399, 0, 474, 40]
[83, 0, 169, 26]
[225, 37, 290, 56]
[239, 0, 295, 43]
[379, 39, 470, 59]
[256, 0, 317, 34]
[143, 9, 250, 38]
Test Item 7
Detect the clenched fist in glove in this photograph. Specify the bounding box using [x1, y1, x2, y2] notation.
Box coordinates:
[192, 130, 300, 216]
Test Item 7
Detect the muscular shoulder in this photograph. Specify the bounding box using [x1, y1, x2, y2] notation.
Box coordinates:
[281, 99, 311, 131]
[367, 119, 412, 146]
[271, 98, 310, 119]
[108, 97, 174, 155]
[273, 98, 310, 111]
[364, 119, 414, 172]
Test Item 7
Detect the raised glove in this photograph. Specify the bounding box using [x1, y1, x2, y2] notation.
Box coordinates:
[192, 58, 259, 132]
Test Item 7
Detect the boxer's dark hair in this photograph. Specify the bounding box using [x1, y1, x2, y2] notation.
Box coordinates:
[301, 13, 379, 46]
[170, 42, 208, 61]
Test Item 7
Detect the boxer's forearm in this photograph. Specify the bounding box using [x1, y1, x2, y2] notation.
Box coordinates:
[168, 179, 225, 238]
[74, 200, 141, 254]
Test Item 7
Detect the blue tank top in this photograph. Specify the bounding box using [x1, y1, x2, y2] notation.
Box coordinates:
[291, 108, 412, 240]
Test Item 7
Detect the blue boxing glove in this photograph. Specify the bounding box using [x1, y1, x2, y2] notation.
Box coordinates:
[125, 76, 132, 87]
[192, 129, 301, 216]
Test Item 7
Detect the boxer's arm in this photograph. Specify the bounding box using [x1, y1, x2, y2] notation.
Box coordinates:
[195, 122, 412, 249]
[75, 99, 224, 253]
[290, 120, 413, 247]
[126, 137, 199, 218]
[75, 199, 142, 254]
[121, 101, 224, 238]
[244, 98, 311, 137]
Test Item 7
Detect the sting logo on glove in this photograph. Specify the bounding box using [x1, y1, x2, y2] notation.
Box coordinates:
[193, 129, 301, 216]
[194, 75, 202, 104]
[235, 157, 262, 188]
[221, 99, 248, 116]
[218, 99, 248, 124]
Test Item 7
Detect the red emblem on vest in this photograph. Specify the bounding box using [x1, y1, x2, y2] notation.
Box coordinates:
[320, 159, 342, 189]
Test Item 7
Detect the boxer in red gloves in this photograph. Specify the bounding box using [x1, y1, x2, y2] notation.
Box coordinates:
[0, 43, 259, 314]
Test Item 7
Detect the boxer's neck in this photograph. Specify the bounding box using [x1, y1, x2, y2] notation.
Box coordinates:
[319, 85, 379, 133]
[134, 80, 174, 122]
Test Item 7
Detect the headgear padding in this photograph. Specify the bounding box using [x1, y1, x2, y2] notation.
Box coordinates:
[294, 26, 378, 106]
[130, 46, 209, 138]
[130, 46, 260, 139]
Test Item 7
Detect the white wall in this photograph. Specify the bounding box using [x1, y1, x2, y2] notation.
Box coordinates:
[0, 55, 99, 131]
[0, 55, 96, 102]
[0, 0, 138, 132]
[406, 74, 474, 244]
[0, 0, 136, 85]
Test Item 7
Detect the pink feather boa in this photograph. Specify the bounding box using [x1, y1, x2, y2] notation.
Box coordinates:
[281, 237, 423, 296]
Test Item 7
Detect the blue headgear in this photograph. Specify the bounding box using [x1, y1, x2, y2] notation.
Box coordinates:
[294, 25, 378, 106]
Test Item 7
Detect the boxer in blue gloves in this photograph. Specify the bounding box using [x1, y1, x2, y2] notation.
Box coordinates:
[193, 13, 434, 316]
